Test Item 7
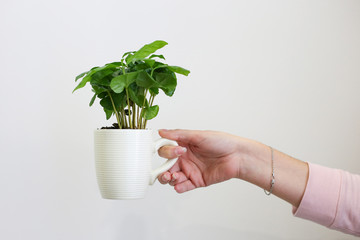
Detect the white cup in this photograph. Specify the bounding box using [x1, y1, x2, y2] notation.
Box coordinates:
[94, 129, 178, 199]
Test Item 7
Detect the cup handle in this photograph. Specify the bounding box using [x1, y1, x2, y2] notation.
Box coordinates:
[149, 138, 179, 185]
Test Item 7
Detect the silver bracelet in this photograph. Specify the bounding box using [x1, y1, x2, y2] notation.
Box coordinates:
[264, 146, 275, 195]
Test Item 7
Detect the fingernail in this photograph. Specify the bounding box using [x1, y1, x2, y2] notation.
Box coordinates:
[175, 147, 187, 156]
[162, 174, 169, 182]
[171, 173, 177, 181]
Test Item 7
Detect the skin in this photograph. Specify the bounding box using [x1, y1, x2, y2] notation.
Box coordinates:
[158, 129, 309, 208]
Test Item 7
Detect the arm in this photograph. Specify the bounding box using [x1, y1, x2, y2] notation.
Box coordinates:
[158, 129, 360, 236]
[158, 129, 309, 207]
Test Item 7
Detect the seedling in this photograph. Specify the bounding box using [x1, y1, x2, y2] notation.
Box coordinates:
[73, 40, 190, 129]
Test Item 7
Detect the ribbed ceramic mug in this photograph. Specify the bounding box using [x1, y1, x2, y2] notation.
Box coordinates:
[94, 129, 178, 199]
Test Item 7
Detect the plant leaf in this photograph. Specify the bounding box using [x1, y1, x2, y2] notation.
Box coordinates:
[73, 74, 92, 93]
[90, 68, 114, 86]
[99, 92, 126, 111]
[111, 91, 127, 110]
[73, 65, 114, 93]
[126, 40, 168, 64]
[89, 93, 96, 107]
[149, 54, 165, 60]
[110, 72, 138, 93]
[106, 62, 123, 67]
[75, 71, 88, 82]
[153, 63, 168, 71]
[167, 66, 190, 76]
[144, 105, 159, 120]
[134, 62, 150, 71]
[122, 51, 136, 59]
[128, 86, 148, 107]
[144, 59, 155, 68]
[100, 96, 113, 111]
[97, 92, 108, 99]
[154, 72, 177, 96]
[149, 87, 159, 95]
[91, 85, 107, 95]
[136, 71, 159, 88]
[104, 108, 113, 120]
[110, 75, 126, 93]
[125, 54, 134, 64]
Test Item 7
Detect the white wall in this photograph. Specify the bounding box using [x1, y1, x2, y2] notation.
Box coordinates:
[0, 0, 359, 239]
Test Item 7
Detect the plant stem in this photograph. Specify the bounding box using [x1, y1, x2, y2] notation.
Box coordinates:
[149, 94, 155, 106]
[121, 109, 128, 128]
[143, 93, 155, 129]
[107, 91, 122, 129]
[137, 105, 140, 128]
[138, 89, 148, 128]
[125, 88, 133, 129]
[132, 104, 136, 128]
[119, 111, 125, 128]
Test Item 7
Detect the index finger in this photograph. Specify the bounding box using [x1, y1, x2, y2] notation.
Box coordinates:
[158, 129, 203, 145]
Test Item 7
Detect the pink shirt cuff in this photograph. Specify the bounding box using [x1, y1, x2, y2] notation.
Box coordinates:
[293, 163, 360, 236]
[293, 163, 341, 226]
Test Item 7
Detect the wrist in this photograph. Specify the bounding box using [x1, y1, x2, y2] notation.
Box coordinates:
[234, 137, 270, 185]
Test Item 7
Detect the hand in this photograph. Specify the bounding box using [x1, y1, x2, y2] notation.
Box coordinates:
[157, 129, 243, 193]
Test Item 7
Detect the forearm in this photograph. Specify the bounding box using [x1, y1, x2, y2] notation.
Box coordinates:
[236, 138, 309, 207]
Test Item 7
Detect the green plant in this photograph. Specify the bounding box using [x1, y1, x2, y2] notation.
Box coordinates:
[73, 40, 190, 129]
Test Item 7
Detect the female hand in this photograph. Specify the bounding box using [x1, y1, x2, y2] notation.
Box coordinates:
[158, 129, 244, 193]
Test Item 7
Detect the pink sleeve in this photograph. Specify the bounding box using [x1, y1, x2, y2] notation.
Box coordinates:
[293, 163, 360, 236]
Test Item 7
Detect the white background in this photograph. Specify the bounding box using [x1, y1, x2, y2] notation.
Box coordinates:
[0, 0, 359, 239]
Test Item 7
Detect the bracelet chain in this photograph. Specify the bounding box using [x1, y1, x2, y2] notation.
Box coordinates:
[264, 146, 275, 196]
